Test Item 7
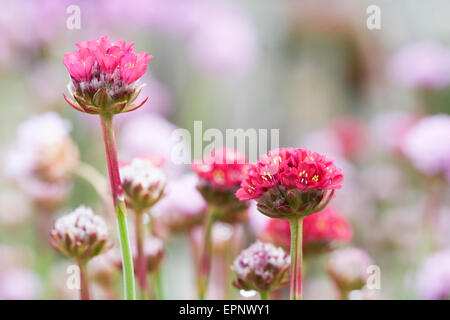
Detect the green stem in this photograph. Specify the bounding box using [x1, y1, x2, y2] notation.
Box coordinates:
[197, 207, 221, 300]
[153, 268, 164, 300]
[78, 260, 90, 300]
[289, 216, 303, 300]
[259, 291, 269, 300]
[100, 114, 136, 300]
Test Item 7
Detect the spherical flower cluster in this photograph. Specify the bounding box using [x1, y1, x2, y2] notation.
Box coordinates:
[390, 42, 450, 89]
[50, 206, 111, 261]
[259, 206, 353, 255]
[120, 157, 167, 211]
[232, 241, 290, 293]
[401, 114, 450, 178]
[326, 247, 373, 293]
[192, 147, 249, 216]
[63, 35, 153, 115]
[416, 250, 450, 300]
[5, 112, 79, 209]
[236, 148, 343, 218]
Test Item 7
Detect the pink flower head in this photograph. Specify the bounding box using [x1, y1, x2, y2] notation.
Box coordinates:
[192, 147, 248, 188]
[260, 206, 353, 254]
[63, 35, 152, 115]
[192, 147, 249, 216]
[236, 148, 343, 218]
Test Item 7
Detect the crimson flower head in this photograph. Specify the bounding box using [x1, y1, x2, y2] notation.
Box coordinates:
[63, 35, 153, 115]
[260, 206, 353, 255]
[236, 148, 343, 218]
[192, 147, 249, 219]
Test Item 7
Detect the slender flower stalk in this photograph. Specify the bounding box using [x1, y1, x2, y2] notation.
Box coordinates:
[197, 207, 221, 300]
[134, 212, 147, 297]
[78, 259, 90, 300]
[236, 148, 343, 300]
[100, 114, 136, 300]
[289, 216, 303, 300]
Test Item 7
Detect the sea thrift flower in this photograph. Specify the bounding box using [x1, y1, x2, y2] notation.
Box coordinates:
[192, 147, 249, 299]
[390, 42, 450, 89]
[50, 206, 111, 300]
[5, 112, 79, 209]
[416, 250, 450, 300]
[120, 157, 167, 212]
[50, 206, 110, 261]
[63, 36, 145, 300]
[232, 241, 290, 298]
[259, 206, 353, 255]
[192, 147, 249, 216]
[236, 148, 343, 218]
[327, 247, 373, 299]
[237, 147, 343, 300]
[63, 35, 152, 115]
[401, 114, 450, 177]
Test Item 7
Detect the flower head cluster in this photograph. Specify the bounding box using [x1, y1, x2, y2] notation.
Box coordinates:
[63, 35, 153, 115]
[416, 250, 450, 300]
[120, 157, 167, 211]
[192, 147, 249, 217]
[232, 241, 290, 293]
[5, 112, 79, 209]
[236, 148, 343, 218]
[50, 206, 111, 261]
[326, 247, 373, 293]
[401, 114, 450, 178]
[260, 206, 353, 255]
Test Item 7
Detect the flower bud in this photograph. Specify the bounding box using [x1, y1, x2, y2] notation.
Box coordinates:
[50, 206, 111, 261]
[232, 241, 290, 293]
[120, 157, 167, 211]
[327, 247, 373, 294]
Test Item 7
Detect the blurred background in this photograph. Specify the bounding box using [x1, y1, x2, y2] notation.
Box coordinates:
[1, 0, 450, 300]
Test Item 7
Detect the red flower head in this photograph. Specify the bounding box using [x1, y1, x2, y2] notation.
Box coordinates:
[192, 147, 249, 220]
[236, 148, 343, 218]
[260, 206, 353, 255]
[63, 35, 153, 115]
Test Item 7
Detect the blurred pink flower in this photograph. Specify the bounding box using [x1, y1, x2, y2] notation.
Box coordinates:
[401, 114, 450, 176]
[390, 42, 450, 89]
[118, 114, 188, 177]
[187, 1, 258, 78]
[0, 269, 41, 300]
[152, 174, 207, 233]
[370, 111, 418, 153]
[416, 250, 450, 299]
